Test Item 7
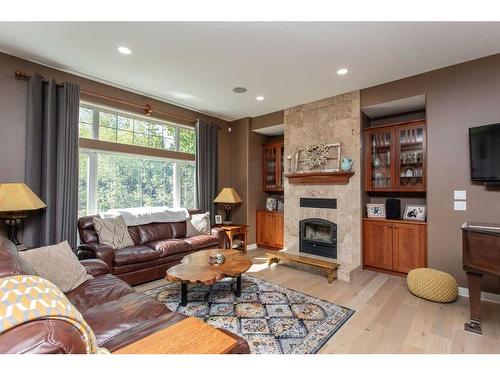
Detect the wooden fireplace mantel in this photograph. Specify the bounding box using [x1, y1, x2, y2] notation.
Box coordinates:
[284, 171, 354, 185]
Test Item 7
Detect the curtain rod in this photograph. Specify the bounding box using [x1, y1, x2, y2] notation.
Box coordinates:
[14, 70, 203, 126]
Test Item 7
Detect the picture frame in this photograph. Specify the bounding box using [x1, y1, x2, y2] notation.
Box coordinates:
[266, 197, 277, 211]
[294, 143, 341, 173]
[367, 203, 386, 218]
[214, 214, 222, 225]
[403, 205, 426, 222]
[277, 199, 284, 211]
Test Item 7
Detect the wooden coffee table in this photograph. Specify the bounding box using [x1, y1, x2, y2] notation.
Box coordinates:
[166, 249, 252, 306]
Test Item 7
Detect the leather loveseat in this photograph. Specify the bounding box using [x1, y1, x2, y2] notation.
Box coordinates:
[77, 211, 226, 285]
[0, 237, 249, 354]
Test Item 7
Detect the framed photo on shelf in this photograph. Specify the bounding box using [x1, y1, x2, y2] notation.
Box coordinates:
[266, 197, 277, 211]
[366, 203, 386, 218]
[403, 205, 426, 222]
[214, 215, 223, 225]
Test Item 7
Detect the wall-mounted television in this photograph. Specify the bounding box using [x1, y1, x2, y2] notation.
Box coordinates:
[469, 123, 500, 182]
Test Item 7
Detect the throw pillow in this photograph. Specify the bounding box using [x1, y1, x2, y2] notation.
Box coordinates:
[186, 212, 211, 237]
[92, 215, 134, 249]
[19, 241, 93, 293]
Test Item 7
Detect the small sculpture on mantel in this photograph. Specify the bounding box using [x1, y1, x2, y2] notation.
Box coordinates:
[286, 155, 293, 173]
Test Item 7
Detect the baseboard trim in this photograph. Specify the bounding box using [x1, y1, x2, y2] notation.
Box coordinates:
[246, 243, 257, 251]
[458, 287, 500, 304]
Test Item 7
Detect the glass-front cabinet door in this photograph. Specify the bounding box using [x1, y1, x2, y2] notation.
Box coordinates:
[365, 128, 396, 191]
[396, 122, 426, 191]
[262, 142, 284, 192]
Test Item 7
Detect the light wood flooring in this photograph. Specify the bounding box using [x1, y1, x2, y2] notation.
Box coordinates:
[135, 248, 500, 354]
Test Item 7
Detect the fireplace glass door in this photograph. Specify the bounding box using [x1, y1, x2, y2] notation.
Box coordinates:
[299, 218, 337, 259]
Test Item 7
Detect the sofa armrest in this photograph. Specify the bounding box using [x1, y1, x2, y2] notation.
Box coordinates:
[211, 227, 227, 249]
[80, 258, 109, 277]
[77, 243, 114, 271]
[0, 319, 88, 354]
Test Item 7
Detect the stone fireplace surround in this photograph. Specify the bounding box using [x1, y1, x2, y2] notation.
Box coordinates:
[283, 91, 362, 282]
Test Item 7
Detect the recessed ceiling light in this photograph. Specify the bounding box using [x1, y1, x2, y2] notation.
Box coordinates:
[337, 68, 348, 75]
[233, 87, 247, 93]
[256, 96, 265, 101]
[118, 46, 132, 55]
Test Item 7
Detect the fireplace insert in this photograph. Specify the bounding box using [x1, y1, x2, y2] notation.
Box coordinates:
[299, 218, 337, 259]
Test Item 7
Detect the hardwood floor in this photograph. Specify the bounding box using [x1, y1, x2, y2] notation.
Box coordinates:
[135, 248, 500, 354]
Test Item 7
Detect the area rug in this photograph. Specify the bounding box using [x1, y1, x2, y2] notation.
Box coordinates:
[143, 275, 354, 354]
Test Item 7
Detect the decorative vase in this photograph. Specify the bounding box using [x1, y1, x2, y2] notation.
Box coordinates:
[341, 157, 353, 172]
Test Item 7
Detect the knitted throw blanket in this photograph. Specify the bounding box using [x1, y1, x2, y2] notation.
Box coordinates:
[0, 275, 107, 354]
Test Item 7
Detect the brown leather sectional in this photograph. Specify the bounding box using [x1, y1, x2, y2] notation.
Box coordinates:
[77, 211, 226, 285]
[0, 237, 249, 354]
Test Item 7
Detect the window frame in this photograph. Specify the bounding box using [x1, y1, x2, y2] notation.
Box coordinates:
[78, 103, 197, 216]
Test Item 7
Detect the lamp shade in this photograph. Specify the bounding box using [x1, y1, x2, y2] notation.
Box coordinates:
[213, 188, 242, 204]
[0, 183, 46, 212]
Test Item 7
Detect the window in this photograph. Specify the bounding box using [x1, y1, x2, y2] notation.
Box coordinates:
[78, 104, 196, 217]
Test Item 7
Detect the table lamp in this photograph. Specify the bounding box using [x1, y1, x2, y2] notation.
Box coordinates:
[213, 188, 242, 224]
[0, 183, 46, 245]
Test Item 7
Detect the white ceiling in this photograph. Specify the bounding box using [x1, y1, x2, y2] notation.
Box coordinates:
[0, 22, 499, 121]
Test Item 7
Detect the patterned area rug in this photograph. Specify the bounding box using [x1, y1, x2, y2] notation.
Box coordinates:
[143, 275, 354, 354]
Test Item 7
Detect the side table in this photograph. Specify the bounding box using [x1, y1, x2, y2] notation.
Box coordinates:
[216, 224, 248, 253]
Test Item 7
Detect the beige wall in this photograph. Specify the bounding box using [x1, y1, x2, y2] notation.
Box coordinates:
[228, 117, 268, 244]
[361, 53, 500, 293]
[284, 91, 362, 281]
[228, 118, 250, 227]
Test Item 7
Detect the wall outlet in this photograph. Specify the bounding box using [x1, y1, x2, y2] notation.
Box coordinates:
[454, 201, 467, 211]
[454, 190, 467, 200]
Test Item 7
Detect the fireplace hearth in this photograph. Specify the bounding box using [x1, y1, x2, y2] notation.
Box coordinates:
[299, 218, 337, 259]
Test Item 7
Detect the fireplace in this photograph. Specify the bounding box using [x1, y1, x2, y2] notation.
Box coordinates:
[299, 218, 337, 259]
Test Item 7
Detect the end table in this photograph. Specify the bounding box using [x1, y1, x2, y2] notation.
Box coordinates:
[216, 224, 248, 253]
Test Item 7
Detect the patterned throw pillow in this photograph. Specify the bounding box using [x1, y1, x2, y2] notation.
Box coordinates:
[186, 212, 211, 237]
[92, 216, 134, 249]
[19, 241, 93, 293]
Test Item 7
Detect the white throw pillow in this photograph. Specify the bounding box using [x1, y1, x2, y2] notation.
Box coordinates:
[20, 241, 93, 293]
[186, 212, 211, 237]
[92, 215, 134, 249]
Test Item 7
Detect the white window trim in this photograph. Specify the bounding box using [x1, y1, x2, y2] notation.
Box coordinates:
[79, 104, 197, 215]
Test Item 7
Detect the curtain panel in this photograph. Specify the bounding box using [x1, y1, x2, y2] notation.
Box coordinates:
[195, 119, 218, 224]
[25, 74, 80, 249]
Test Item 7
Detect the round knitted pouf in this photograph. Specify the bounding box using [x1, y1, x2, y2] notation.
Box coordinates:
[407, 268, 458, 303]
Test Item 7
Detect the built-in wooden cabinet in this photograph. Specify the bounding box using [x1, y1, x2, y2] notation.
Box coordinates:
[262, 142, 284, 192]
[256, 210, 284, 249]
[364, 120, 426, 192]
[363, 218, 426, 274]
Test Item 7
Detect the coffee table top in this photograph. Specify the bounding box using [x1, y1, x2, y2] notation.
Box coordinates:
[114, 317, 238, 354]
[166, 249, 252, 285]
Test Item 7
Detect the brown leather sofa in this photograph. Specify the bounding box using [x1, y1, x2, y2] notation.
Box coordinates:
[77, 211, 226, 285]
[0, 237, 249, 354]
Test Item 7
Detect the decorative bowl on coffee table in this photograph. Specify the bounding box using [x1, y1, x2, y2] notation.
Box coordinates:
[166, 249, 252, 306]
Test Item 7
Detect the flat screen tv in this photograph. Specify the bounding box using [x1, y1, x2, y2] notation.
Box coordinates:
[469, 123, 500, 182]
